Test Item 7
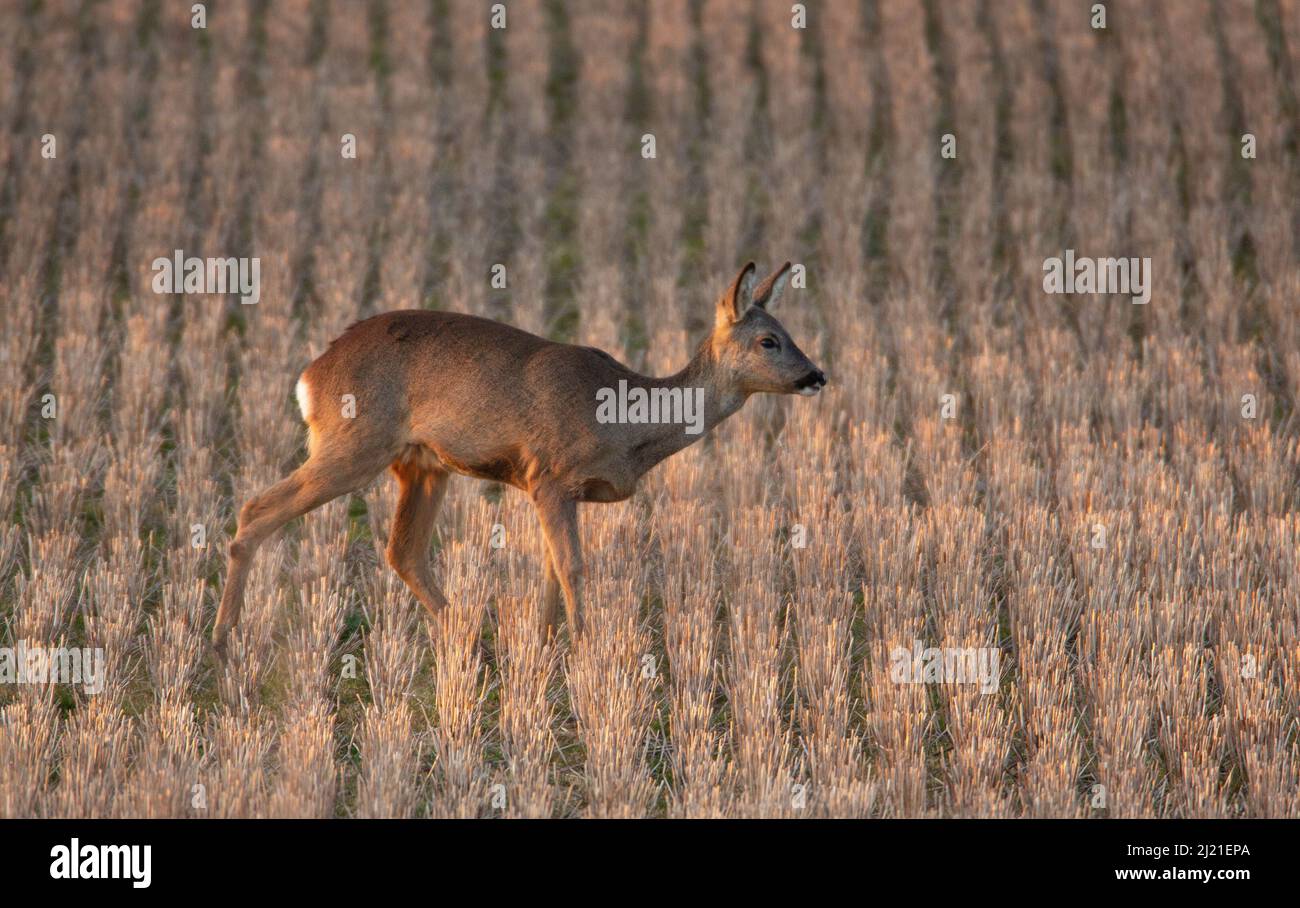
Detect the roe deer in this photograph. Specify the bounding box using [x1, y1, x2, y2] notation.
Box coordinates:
[212, 262, 826, 658]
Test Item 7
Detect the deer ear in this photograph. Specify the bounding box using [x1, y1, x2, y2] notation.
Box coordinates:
[716, 262, 757, 328]
[751, 262, 792, 310]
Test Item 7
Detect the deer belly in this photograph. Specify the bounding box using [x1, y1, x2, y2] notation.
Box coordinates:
[397, 439, 520, 483]
[579, 478, 633, 502]
[419, 443, 521, 487]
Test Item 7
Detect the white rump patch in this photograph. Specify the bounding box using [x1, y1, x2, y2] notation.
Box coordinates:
[295, 376, 312, 421]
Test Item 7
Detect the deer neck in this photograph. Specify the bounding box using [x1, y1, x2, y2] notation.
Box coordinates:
[620, 342, 746, 475]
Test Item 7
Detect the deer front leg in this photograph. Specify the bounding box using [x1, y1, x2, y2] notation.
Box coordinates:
[532, 487, 584, 638]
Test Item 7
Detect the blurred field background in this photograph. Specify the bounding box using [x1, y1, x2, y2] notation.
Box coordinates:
[1, 0, 1299, 818]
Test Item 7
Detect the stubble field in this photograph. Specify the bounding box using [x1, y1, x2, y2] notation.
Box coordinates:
[1, 0, 1299, 818]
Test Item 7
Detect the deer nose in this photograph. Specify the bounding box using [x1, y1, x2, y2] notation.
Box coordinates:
[795, 369, 827, 395]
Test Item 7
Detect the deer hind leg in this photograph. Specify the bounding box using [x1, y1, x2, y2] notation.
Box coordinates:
[541, 553, 563, 639]
[385, 458, 451, 618]
[213, 448, 390, 658]
[533, 487, 585, 637]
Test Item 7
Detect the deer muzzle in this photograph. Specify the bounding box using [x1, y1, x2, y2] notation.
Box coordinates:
[795, 369, 827, 396]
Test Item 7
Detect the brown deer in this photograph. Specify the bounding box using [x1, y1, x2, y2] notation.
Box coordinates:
[212, 262, 826, 658]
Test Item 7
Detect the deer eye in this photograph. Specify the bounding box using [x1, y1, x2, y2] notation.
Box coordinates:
[759, 337, 779, 351]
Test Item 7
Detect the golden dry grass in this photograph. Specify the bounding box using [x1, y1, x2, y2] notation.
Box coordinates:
[1, 0, 1298, 818]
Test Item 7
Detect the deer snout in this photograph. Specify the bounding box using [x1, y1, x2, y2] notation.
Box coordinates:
[795, 368, 827, 396]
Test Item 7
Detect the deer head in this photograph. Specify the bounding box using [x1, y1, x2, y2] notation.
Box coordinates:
[711, 261, 827, 396]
